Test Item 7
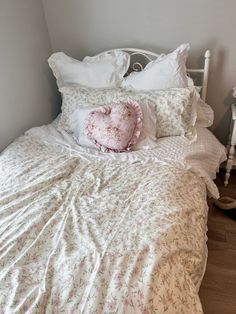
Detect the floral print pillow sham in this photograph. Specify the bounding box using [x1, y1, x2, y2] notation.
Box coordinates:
[59, 85, 199, 141]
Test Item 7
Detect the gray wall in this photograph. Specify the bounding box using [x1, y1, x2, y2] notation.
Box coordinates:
[0, 0, 58, 151]
[42, 0, 236, 144]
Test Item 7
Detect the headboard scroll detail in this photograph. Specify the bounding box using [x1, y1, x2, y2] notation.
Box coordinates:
[96, 48, 211, 102]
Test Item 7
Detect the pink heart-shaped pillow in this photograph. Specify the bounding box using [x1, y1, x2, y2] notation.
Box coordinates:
[85, 101, 143, 152]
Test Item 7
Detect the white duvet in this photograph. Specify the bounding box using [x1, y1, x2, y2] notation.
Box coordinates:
[0, 124, 226, 313]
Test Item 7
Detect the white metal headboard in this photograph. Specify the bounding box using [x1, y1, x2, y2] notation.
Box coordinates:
[96, 48, 211, 101]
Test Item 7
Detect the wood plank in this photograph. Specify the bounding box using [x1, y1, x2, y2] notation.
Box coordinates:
[207, 221, 226, 242]
[199, 289, 236, 314]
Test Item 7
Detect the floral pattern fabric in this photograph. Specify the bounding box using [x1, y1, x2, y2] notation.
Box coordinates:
[85, 101, 143, 152]
[59, 85, 198, 141]
[0, 129, 208, 313]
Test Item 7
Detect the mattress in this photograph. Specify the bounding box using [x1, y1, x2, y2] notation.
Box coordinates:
[0, 124, 226, 313]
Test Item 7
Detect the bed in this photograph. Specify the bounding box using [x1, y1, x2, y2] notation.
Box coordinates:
[0, 47, 226, 313]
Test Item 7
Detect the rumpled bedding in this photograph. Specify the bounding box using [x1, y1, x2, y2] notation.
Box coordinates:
[0, 125, 224, 313]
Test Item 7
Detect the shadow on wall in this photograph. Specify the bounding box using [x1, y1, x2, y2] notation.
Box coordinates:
[43, 60, 62, 118]
[214, 48, 235, 144]
[214, 89, 235, 144]
[214, 108, 231, 144]
[205, 44, 233, 145]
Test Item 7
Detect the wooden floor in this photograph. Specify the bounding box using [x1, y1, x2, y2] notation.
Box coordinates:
[199, 170, 236, 314]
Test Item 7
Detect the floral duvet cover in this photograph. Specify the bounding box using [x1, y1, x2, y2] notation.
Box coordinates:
[0, 127, 209, 313]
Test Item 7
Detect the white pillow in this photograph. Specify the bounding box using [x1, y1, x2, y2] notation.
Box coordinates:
[48, 50, 130, 88]
[132, 102, 157, 150]
[122, 43, 193, 90]
[69, 102, 157, 151]
[70, 105, 98, 149]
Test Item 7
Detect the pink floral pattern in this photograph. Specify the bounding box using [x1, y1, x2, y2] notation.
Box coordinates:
[59, 85, 198, 142]
[0, 130, 208, 313]
[84, 101, 143, 152]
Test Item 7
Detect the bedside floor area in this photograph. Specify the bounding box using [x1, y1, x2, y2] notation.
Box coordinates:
[199, 171, 236, 314]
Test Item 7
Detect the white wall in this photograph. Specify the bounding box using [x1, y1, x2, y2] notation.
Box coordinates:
[42, 0, 236, 144]
[0, 0, 59, 151]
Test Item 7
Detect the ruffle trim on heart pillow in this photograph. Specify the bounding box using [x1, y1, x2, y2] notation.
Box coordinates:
[85, 101, 143, 152]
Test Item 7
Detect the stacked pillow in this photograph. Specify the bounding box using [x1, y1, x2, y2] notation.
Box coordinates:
[48, 44, 213, 152]
[59, 84, 198, 140]
[122, 44, 213, 130]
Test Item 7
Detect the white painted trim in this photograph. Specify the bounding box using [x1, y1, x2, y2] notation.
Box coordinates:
[201, 50, 211, 102]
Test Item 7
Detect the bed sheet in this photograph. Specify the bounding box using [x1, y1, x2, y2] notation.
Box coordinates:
[0, 124, 226, 313]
